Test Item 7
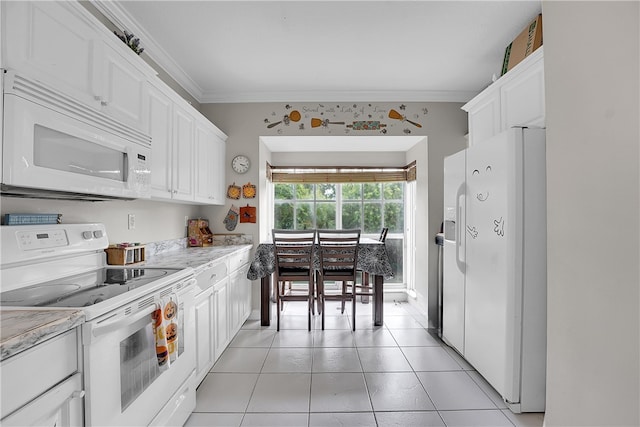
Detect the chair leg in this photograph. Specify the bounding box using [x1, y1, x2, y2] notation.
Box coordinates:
[276, 281, 281, 331]
[321, 280, 325, 330]
[340, 281, 346, 314]
[352, 285, 357, 331]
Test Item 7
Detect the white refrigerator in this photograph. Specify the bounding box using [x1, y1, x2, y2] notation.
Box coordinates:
[442, 127, 547, 413]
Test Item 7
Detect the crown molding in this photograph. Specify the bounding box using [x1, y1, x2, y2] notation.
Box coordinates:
[91, 0, 205, 101]
[90, 1, 478, 105]
[200, 90, 478, 104]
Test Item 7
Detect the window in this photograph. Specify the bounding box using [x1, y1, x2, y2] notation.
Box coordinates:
[274, 182, 405, 284]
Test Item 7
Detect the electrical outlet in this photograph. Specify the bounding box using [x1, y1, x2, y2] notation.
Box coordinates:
[128, 214, 136, 230]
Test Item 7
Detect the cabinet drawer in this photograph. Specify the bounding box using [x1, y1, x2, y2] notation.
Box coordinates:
[228, 249, 251, 272]
[195, 261, 228, 293]
[1, 329, 78, 418]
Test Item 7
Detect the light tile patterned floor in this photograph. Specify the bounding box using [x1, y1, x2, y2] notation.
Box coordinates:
[185, 300, 544, 427]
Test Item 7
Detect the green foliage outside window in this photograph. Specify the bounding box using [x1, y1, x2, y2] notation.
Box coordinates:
[274, 182, 404, 283]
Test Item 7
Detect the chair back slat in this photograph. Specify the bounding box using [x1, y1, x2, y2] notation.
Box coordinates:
[317, 229, 360, 279]
[272, 229, 316, 276]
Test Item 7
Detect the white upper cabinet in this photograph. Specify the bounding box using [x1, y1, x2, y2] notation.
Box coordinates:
[98, 43, 149, 131]
[148, 84, 174, 198]
[195, 120, 226, 205]
[148, 80, 227, 205]
[463, 47, 545, 146]
[172, 104, 196, 201]
[2, 0, 227, 204]
[2, 1, 154, 132]
[2, 2, 99, 107]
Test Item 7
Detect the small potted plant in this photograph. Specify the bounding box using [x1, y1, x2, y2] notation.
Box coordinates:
[114, 29, 144, 55]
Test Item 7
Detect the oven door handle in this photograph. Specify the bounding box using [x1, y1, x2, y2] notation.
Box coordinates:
[91, 304, 158, 338]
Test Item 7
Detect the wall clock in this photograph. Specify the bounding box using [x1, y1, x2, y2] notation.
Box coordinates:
[232, 155, 251, 174]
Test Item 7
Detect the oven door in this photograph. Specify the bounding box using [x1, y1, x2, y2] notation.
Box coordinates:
[82, 282, 195, 427]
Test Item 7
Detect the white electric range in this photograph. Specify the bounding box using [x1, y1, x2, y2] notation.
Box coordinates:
[0, 223, 197, 427]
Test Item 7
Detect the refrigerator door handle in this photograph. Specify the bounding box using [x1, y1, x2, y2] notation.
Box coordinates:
[456, 184, 466, 273]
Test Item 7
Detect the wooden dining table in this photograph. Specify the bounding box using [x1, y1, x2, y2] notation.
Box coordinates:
[246, 237, 393, 327]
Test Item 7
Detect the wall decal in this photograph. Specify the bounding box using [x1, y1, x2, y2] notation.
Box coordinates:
[388, 109, 422, 128]
[311, 118, 345, 128]
[264, 103, 427, 135]
[346, 121, 387, 130]
[466, 225, 478, 239]
[267, 110, 301, 128]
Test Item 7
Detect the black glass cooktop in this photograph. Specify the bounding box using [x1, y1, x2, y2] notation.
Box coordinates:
[0, 267, 183, 308]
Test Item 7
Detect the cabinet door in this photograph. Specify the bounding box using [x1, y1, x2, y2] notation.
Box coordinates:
[229, 270, 242, 336]
[500, 57, 545, 129]
[148, 84, 174, 198]
[1, 373, 83, 427]
[172, 105, 195, 201]
[99, 43, 149, 132]
[194, 287, 215, 386]
[467, 95, 500, 146]
[2, 1, 100, 108]
[209, 135, 227, 204]
[195, 122, 226, 205]
[213, 278, 230, 361]
[240, 264, 252, 322]
[194, 122, 214, 204]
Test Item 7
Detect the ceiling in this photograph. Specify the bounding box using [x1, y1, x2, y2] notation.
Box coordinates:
[97, 1, 541, 104]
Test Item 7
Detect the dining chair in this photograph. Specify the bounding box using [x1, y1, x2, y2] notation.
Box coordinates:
[317, 229, 360, 330]
[272, 229, 317, 331]
[358, 227, 388, 304]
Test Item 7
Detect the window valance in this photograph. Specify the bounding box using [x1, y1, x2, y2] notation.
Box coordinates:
[267, 161, 416, 183]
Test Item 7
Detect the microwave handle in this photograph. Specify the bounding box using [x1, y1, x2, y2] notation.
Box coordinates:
[91, 304, 157, 339]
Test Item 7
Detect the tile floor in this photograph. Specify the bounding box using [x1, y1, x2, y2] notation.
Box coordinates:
[185, 299, 544, 427]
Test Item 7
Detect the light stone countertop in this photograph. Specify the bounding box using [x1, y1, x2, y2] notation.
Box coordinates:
[0, 308, 85, 361]
[140, 244, 253, 273]
[0, 244, 252, 361]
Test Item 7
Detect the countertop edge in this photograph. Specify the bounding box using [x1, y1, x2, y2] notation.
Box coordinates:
[1, 309, 85, 361]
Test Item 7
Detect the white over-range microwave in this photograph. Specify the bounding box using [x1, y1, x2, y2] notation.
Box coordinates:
[1, 71, 151, 200]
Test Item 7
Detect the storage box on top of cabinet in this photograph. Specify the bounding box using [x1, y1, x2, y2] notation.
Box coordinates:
[463, 47, 544, 147]
[501, 14, 543, 76]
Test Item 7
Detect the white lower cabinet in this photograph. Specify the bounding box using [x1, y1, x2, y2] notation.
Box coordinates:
[0, 329, 83, 427]
[192, 247, 253, 386]
[213, 277, 230, 361]
[194, 286, 215, 386]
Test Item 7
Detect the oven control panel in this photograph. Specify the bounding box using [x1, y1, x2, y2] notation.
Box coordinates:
[0, 223, 109, 266]
[16, 229, 68, 250]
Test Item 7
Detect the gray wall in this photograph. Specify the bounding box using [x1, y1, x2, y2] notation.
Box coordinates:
[0, 197, 201, 245]
[542, 1, 639, 425]
[199, 102, 468, 322]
